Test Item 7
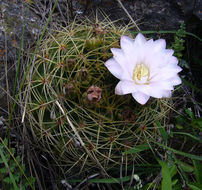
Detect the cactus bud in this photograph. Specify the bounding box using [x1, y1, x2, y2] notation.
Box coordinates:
[85, 37, 102, 50]
[87, 86, 102, 103]
[122, 108, 135, 123]
[93, 23, 106, 35]
[65, 58, 76, 70]
[63, 80, 75, 95]
[78, 67, 89, 81]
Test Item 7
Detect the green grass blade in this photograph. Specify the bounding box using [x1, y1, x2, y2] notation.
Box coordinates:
[89, 176, 130, 183]
[0, 146, 18, 190]
[172, 132, 202, 143]
[124, 143, 150, 154]
[152, 141, 202, 161]
[0, 137, 35, 189]
[175, 159, 194, 173]
[156, 120, 168, 144]
[69, 176, 131, 184]
[181, 78, 202, 93]
[193, 160, 202, 184]
[13, 24, 25, 96]
[188, 183, 202, 190]
[158, 160, 172, 190]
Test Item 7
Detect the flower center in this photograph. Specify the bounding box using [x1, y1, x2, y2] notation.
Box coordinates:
[133, 64, 150, 84]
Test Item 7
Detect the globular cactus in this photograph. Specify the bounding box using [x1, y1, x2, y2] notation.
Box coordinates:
[25, 21, 172, 175]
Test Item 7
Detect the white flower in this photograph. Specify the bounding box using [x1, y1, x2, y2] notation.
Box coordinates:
[105, 33, 182, 105]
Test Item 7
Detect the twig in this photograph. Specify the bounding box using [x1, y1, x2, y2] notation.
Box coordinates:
[55, 99, 107, 175]
[120, 153, 124, 190]
[21, 56, 35, 123]
[0, 106, 8, 114]
[129, 157, 135, 188]
[4, 27, 10, 115]
[67, 0, 74, 19]
[55, 0, 67, 24]
[116, 0, 140, 31]
[55, 100, 84, 146]
[73, 173, 99, 190]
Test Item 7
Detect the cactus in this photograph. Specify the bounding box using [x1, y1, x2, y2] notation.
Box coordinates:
[25, 20, 172, 175]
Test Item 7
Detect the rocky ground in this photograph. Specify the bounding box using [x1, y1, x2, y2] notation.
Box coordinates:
[0, 0, 201, 118]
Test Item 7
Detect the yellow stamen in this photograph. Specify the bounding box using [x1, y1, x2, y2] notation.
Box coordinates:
[133, 64, 149, 84]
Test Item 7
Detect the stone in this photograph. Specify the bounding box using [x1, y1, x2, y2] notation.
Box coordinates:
[0, 0, 42, 115]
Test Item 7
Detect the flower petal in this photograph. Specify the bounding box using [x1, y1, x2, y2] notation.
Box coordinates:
[136, 84, 164, 98]
[161, 90, 172, 98]
[133, 33, 147, 47]
[150, 80, 176, 90]
[150, 65, 182, 82]
[132, 92, 150, 105]
[111, 47, 138, 79]
[153, 39, 166, 52]
[115, 81, 137, 95]
[164, 49, 174, 56]
[105, 58, 123, 79]
[152, 77, 182, 88]
[120, 36, 134, 53]
[166, 56, 179, 66]
[111, 48, 127, 68]
[169, 77, 182, 85]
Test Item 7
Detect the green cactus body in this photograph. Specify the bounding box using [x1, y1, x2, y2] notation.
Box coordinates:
[26, 21, 171, 174]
